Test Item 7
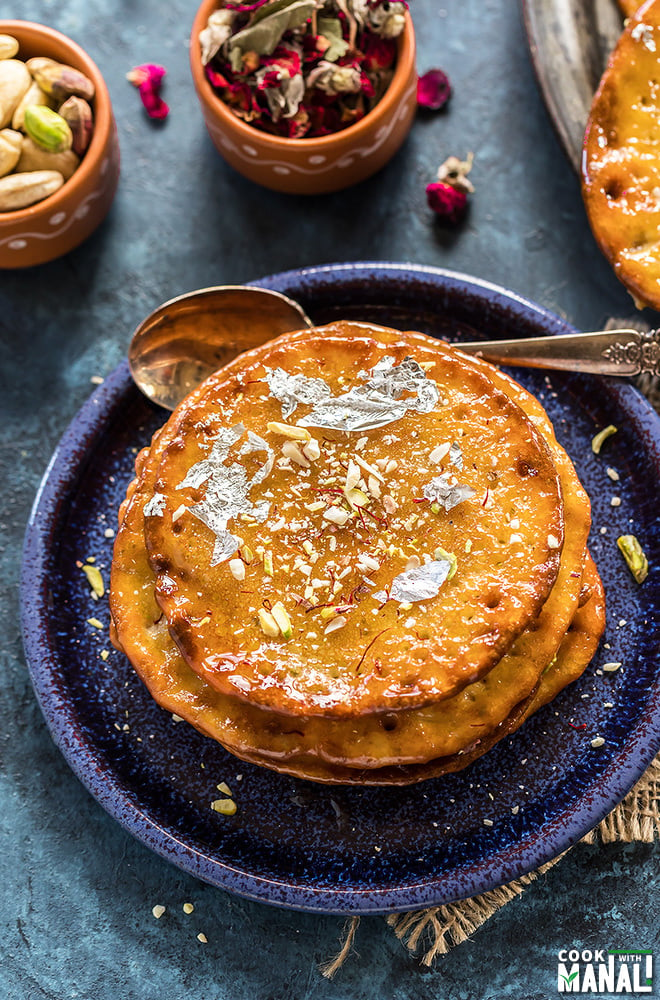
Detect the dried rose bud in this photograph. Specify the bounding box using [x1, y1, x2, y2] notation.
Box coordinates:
[417, 68, 451, 110]
[426, 182, 467, 223]
[127, 64, 169, 120]
[437, 152, 474, 194]
[362, 35, 397, 72]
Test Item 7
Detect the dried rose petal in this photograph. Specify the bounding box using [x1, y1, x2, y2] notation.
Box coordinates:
[426, 182, 467, 223]
[362, 34, 396, 71]
[128, 64, 169, 120]
[417, 68, 451, 110]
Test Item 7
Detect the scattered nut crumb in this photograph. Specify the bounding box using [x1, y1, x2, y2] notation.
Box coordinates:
[183, 902, 194, 915]
[152, 905, 166, 919]
[197, 932, 208, 944]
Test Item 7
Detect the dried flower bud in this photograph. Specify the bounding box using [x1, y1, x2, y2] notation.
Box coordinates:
[437, 153, 474, 194]
[426, 181, 468, 223]
[417, 68, 452, 111]
[127, 64, 169, 120]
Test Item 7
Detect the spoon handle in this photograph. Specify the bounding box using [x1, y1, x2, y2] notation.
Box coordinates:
[457, 328, 660, 377]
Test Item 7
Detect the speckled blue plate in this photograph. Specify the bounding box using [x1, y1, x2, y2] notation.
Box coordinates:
[21, 263, 660, 915]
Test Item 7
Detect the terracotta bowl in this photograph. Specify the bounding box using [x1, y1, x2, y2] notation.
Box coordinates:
[190, 0, 417, 195]
[0, 20, 120, 269]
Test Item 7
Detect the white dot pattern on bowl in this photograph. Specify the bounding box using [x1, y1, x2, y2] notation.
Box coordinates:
[49, 212, 66, 226]
[8, 239, 27, 250]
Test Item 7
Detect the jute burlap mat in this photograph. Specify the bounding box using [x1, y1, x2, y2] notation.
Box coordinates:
[321, 318, 660, 977]
[321, 750, 660, 978]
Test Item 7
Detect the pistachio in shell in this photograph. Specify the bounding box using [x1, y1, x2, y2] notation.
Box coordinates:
[0, 169, 63, 211]
[23, 105, 73, 153]
[0, 59, 31, 128]
[29, 59, 95, 103]
[0, 34, 19, 60]
[12, 79, 54, 130]
[0, 127, 22, 177]
[16, 134, 79, 181]
[58, 95, 93, 155]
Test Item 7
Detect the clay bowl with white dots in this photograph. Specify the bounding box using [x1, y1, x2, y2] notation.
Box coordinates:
[0, 20, 119, 269]
[189, 0, 417, 195]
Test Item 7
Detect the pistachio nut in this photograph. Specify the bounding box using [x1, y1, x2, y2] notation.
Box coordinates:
[0, 169, 64, 211]
[12, 79, 54, 130]
[0, 35, 20, 60]
[0, 59, 31, 128]
[25, 57, 57, 77]
[16, 135, 79, 181]
[58, 96, 93, 155]
[23, 105, 73, 153]
[0, 128, 22, 177]
[29, 59, 95, 103]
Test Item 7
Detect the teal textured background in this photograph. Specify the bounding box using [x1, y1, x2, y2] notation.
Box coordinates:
[1, 1, 658, 997]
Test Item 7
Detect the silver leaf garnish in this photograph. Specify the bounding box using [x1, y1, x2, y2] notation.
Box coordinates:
[239, 430, 274, 484]
[422, 473, 476, 511]
[374, 558, 453, 604]
[177, 424, 270, 565]
[265, 368, 332, 419]
[144, 492, 166, 517]
[177, 424, 245, 491]
[449, 442, 464, 470]
[296, 356, 440, 432]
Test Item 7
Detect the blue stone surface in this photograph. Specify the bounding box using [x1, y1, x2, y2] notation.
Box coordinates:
[2, 1, 659, 998]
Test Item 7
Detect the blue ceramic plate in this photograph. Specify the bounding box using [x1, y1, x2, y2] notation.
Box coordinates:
[21, 263, 660, 915]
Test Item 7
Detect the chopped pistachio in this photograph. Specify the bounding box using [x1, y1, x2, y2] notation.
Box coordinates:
[240, 543, 254, 563]
[434, 546, 458, 579]
[591, 424, 617, 454]
[267, 421, 311, 442]
[82, 563, 104, 597]
[617, 534, 648, 583]
[430, 502, 441, 514]
[211, 798, 237, 815]
[271, 601, 293, 639]
[100, 649, 109, 661]
[305, 500, 326, 512]
[258, 608, 279, 637]
[320, 607, 338, 620]
[263, 550, 274, 577]
[345, 487, 369, 509]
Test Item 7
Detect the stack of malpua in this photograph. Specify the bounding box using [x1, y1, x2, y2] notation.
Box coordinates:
[110, 321, 605, 785]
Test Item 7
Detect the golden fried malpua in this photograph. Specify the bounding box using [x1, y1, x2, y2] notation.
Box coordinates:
[143, 323, 564, 718]
[583, 0, 660, 310]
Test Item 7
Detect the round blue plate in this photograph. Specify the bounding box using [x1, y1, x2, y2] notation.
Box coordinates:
[21, 263, 660, 915]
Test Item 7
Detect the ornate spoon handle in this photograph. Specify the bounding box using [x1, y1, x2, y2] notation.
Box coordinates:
[458, 329, 660, 377]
